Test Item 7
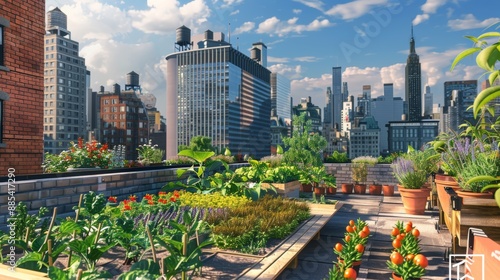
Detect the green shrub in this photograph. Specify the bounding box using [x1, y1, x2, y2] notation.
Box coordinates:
[325, 151, 350, 163]
[178, 192, 250, 209]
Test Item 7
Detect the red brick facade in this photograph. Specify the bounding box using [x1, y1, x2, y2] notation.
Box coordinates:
[0, 1, 45, 175]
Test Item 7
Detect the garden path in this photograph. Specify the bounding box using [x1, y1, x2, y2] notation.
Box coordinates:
[276, 187, 452, 280]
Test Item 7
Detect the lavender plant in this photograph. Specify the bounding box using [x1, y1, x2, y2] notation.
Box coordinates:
[392, 157, 427, 189]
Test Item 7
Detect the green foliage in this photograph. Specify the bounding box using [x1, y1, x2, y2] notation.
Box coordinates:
[179, 192, 251, 209]
[260, 154, 284, 167]
[377, 152, 403, 164]
[184, 135, 215, 152]
[391, 157, 428, 189]
[9, 201, 48, 242]
[387, 221, 426, 279]
[351, 156, 377, 184]
[282, 113, 327, 168]
[404, 146, 440, 176]
[325, 151, 350, 163]
[42, 138, 113, 173]
[207, 196, 310, 254]
[262, 165, 300, 183]
[137, 140, 165, 165]
[450, 24, 500, 118]
[458, 153, 500, 192]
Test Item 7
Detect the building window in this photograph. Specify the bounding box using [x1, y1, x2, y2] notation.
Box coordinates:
[0, 17, 11, 69]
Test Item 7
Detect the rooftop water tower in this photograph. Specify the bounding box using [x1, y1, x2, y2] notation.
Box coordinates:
[175, 25, 192, 51]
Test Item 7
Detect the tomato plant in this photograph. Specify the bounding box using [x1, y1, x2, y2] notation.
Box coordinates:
[413, 254, 428, 268]
[344, 267, 357, 279]
[390, 251, 404, 265]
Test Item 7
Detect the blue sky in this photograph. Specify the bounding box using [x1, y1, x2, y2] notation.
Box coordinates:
[45, 0, 500, 115]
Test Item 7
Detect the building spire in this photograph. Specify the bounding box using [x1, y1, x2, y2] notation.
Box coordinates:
[410, 24, 416, 54]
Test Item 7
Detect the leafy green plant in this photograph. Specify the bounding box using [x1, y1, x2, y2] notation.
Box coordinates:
[450, 23, 500, 119]
[325, 151, 350, 163]
[391, 157, 428, 189]
[9, 201, 49, 242]
[351, 156, 377, 184]
[137, 139, 165, 166]
[282, 112, 327, 169]
[262, 165, 300, 183]
[178, 192, 250, 209]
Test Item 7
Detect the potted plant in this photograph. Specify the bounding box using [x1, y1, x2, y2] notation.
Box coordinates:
[325, 175, 337, 195]
[392, 157, 430, 215]
[387, 221, 428, 280]
[368, 181, 382, 195]
[382, 184, 395, 196]
[330, 218, 370, 279]
[351, 156, 378, 194]
[261, 165, 301, 197]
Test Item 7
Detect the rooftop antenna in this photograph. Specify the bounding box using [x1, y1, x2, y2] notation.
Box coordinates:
[228, 22, 231, 44]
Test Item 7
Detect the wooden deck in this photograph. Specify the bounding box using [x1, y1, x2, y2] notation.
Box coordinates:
[237, 202, 343, 280]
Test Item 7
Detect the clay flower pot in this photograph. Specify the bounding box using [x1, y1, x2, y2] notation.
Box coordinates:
[341, 183, 354, 194]
[300, 183, 313, 192]
[327, 187, 337, 195]
[398, 185, 431, 215]
[456, 190, 494, 199]
[354, 184, 366, 194]
[314, 187, 326, 196]
[382, 184, 395, 196]
[369, 184, 382, 195]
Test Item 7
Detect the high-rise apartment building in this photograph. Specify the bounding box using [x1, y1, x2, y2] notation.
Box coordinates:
[371, 83, 404, 154]
[43, 8, 87, 154]
[357, 85, 371, 117]
[405, 27, 422, 121]
[442, 80, 477, 131]
[332, 67, 343, 130]
[0, 1, 45, 175]
[270, 73, 291, 153]
[98, 83, 149, 160]
[292, 97, 322, 133]
[165, 26, 271, 159]
[348, 116, 380, 159]
[323, 87, 333, 129]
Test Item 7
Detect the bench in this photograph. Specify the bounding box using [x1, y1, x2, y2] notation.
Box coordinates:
[0, 264, 48, 280]
[237, 202, 342, 280]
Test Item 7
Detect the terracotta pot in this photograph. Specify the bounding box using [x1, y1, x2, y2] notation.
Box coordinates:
[434, 174, 460, 190]
[341, 183, 354, 194]
[398, 186, 431, 215]
[392, 272, 421, 280]
[327, 187, 337, 195]
[382, 184, 394, 196]
[368, 184, 382, 195]
[300, 183, 313, 192]
[314, 187, 326, 196]
[456, 190, 494, 199]
[338, 258, 361, 275]
[354, 184, 366, 194]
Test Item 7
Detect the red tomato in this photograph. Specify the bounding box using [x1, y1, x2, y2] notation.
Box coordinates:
[392, 239, 402, 249]
[349, 220, 355, 227]
[346, 225, 354, 233]
[344, 267, 357, 279]
[362, 225, 370, 235]
[413, 254, 428, 268]
[335, 243, 343, 252]
[390, 251, 404, 265]
[355, 244, 364, 253]
[412, 228, 420, 238]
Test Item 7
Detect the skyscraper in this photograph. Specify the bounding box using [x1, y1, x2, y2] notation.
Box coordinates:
[165, 27, 271, 159]
[443, 80, 478, 131]
[405, 26, 422, 121]
[44, 7, 87, 154]
[323, 87, 333, 129]
[332, 66, 343, 130]
[424, 85, 433, 117]
[357, 85, 371, 117]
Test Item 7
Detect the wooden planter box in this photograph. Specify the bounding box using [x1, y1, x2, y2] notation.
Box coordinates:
[0, 264, 48, 279]
[261, 180, 301, 198]
[437, 186, 500, 254]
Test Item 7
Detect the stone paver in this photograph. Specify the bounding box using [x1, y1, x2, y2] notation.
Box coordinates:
[277, 190, 451, 280]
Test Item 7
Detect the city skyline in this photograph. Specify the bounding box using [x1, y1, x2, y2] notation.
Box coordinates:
[45, 0, 499, 115]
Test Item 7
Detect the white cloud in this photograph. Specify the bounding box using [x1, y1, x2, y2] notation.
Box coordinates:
[221, 0, 243, 8]
[268, 64, 302, 80]
[412, 0, 448, 26]
[294, 56, 319, 62]
[129, 0, 211, 35]
[292, 0, 324, 12]
[268, 56, 289, 63]
[293, 9, 302, 14]
[448, 14, 500, 31]
[256, 16, 331, 37]
[291, 73, 332, 108]
[233, 21, 255, 35]
[56, 0, 131, 42]
[325, 0, 389, 20]
[230, 9, 240, 16]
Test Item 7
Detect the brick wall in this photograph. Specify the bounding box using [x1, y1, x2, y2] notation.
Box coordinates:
[0, 1, 45, 175]
[0, 164, 247, 225]
[325, 163, 399, 186]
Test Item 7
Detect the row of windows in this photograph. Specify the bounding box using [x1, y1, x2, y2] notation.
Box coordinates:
[44, 109, 81, 117]
[44, 117, 79, 125]
[44, 61, 85, 71]
[44, 93, 80, 102]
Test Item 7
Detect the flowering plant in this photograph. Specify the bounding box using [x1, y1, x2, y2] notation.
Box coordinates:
[391, 157, 427, 189]
[42, 138, 113, 173]
[387, 221, 428, 279]
[137, 139, 165, 166]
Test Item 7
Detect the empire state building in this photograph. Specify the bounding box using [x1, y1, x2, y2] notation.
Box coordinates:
[405, 27, 422, 121]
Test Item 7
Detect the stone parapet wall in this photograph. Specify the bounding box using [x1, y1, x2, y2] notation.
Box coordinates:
[0, 164, 248, 225]
[324, 163, 399, 186]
